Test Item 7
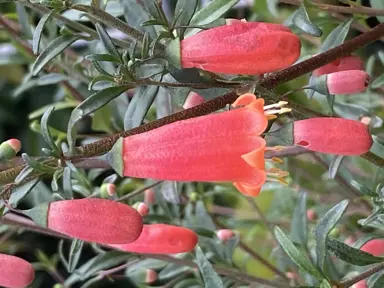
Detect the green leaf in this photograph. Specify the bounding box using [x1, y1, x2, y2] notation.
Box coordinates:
[187, 0, 239, 36]
[292, 4, 322, 37]
[333, 102, 383, 129]
[16, 3, 33, 39]
[63, 167, 73, 199]
[314, 200, 349, 271]
[369, 271, 384, 288]
[319, 279, 332, 288]
[41, 107, 57, 151]
[21, 153, 56, 173]
[68, 239, 84, 273]
[33, 10, 55, 55]
[371, 135, 384, 159]
[370, 0, 384, 23]
[196, 200, 216, 230]
[327, 238, 384, 266]
[95, 23, 121, 60]
[15, 166, 34, 185]
[265, 122, 294, 146]
[85, 54, 121, 62]
[290, 192, 308, 246]
[319, 19, 352, 53]
[7, 178, 40, 207]
[67, 86, 128, 155]
[274, 227, 324, 280]
[173, 0, 198, 37]
[195, 246, 224, 288]
[22, 202, 50, 227]
[372, 72, 384, 89]
[32, 34, 81, 76]
[328, 155, 344, 180]
[158, 263, 190, 281]
[65, 251, 133, 286]
[29, 100, 78, 119]
[91, 105, 113, 133]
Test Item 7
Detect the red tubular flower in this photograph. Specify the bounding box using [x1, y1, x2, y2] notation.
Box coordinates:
[180, 22, 301, 75]
[110, 224, 198, 254]
[294, 118, 372, 155]
[110, 94, 269, 196]
[327, 70, 370, 95]
[312, 55, 364, 77]
[48, 199, 143, 244]
[0, 254, 35, 288]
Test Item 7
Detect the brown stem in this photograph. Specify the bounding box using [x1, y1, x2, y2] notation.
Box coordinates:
[280, 0, 384, 17]
[339, 262, 384, 287]
[76, 23, 384, 158]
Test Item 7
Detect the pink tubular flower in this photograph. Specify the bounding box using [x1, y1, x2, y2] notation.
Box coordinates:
[145, 269, 158, 284]
[183, 92, 205, 109]
[0, 254, 35, 288]
[312, 55, 364, 77]
[136, 202, 149, 216]
[216, 229, 235, 242]
[48, 199, 143, 244]
[110, 94, 270, 196]
[353, 239, 384, 288]
[327, 70, 370, 95]
[144, 188, 155, 204]
[110, 224, 198, 254]
[294, 118, 372, 155]
[181, 22, 301, 75]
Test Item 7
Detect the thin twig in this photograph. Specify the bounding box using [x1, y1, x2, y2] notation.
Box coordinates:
[339, 262, 384, 287]
[116, 181, 163, 202]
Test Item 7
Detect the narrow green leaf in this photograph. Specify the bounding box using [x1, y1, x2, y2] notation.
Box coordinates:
[333, 102, 383, 129]
[372, 73, 384, 89]
[33, 10, 55, 55]
[196, 200, 216, 230]
[369, 271, 384, 288]
[16, 3, 33, 39]
[319, 19, 352, 53]
[320, 279, 332, 288]
[95, 23, 121, 60]
[292, 4, 322, 37]
[187, 0, 239, 36]
[67, 86, 128, 154]
[21, 153, 56, 173]
[141, 32, 150, 59]
[327, 238, 384, 266]
[265, 122, 294, 146]
[85, 54, 121, 62]
[274, 227, 323, 280]
[51, 169, 62, 192]
[22, 202, 50, 227]
[7, 178, 40, 207]
[195, 246, 224, 288]
[370, 0, 384, 23]
[15, 166, 34, 185]
[290, 192, 308, 246]
[173, 0, 198, 37]
[68, 239, 84, 273]
[41, 107, 57, 150]
[63, 167, 73, 199]
[29, 100, 78, 119]
[32, 34, 81, 76]
[314, 200, 349, 271]
[328, 155, 344, 180]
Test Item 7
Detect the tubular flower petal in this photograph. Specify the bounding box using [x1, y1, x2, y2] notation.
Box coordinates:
[312, 55, 364, 77]
[48, 199, 143, 244]
[183, 91, 205, 109]
[119, 94, 268, 196]
[110, 224, 198, 254]
[0, 254, 35, 288]
[216, 229, 235, 242]
[327, 70, 370, 95]
[294, 118, 373, 155]
[181, 22, 301, 75]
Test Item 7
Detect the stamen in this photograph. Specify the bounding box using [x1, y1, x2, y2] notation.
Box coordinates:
[265, 146, 286, 151]
[272, 157, 284, 164]
[264, 107, 292, 115]
[264, 101, 288, 110]
[266, 177, 289, 185]
[266, 114, 277, 120]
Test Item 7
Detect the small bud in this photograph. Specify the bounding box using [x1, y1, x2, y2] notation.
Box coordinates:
[0, 139, 21, 161]
[53, 284, 63, 288]
[329, 228, 340, 238]
[100, 183, 116, 198]
[136, 202, 149, 217]
[144, 188, 156, 204]
[306, 209, 317, 221]
[0, 254, 35, 288]
[360, 116, 371, 126]
[216, 229, 235, 242]
[189, 192, 199, 202]
[327, 70, 370, 95]
[285, 272, 298, 280]
[145, 269, 158, 284]
[183, 92, 205, 109]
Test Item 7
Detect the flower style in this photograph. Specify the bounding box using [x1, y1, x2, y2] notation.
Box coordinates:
[109, 94, 289, 196]
[294, 118, 373, 155]
[312, 55, 364, 77]
[0, 254, 35, 288]
[326, 70, 370, 95]
[110, 224, 198, 254]
[180, 22, 301, 75]
[47, 198, 143, 244]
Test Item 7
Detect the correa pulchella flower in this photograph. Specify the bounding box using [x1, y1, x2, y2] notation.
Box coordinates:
[47, 198, 143, 244]
[0, 254, 35, 288]
[110, 224, 198, 254]
[180, 22, 301, 75]
[0, 138, 21, 161]
[326, 70, 370, 95]
[312, 55, 364, 77]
